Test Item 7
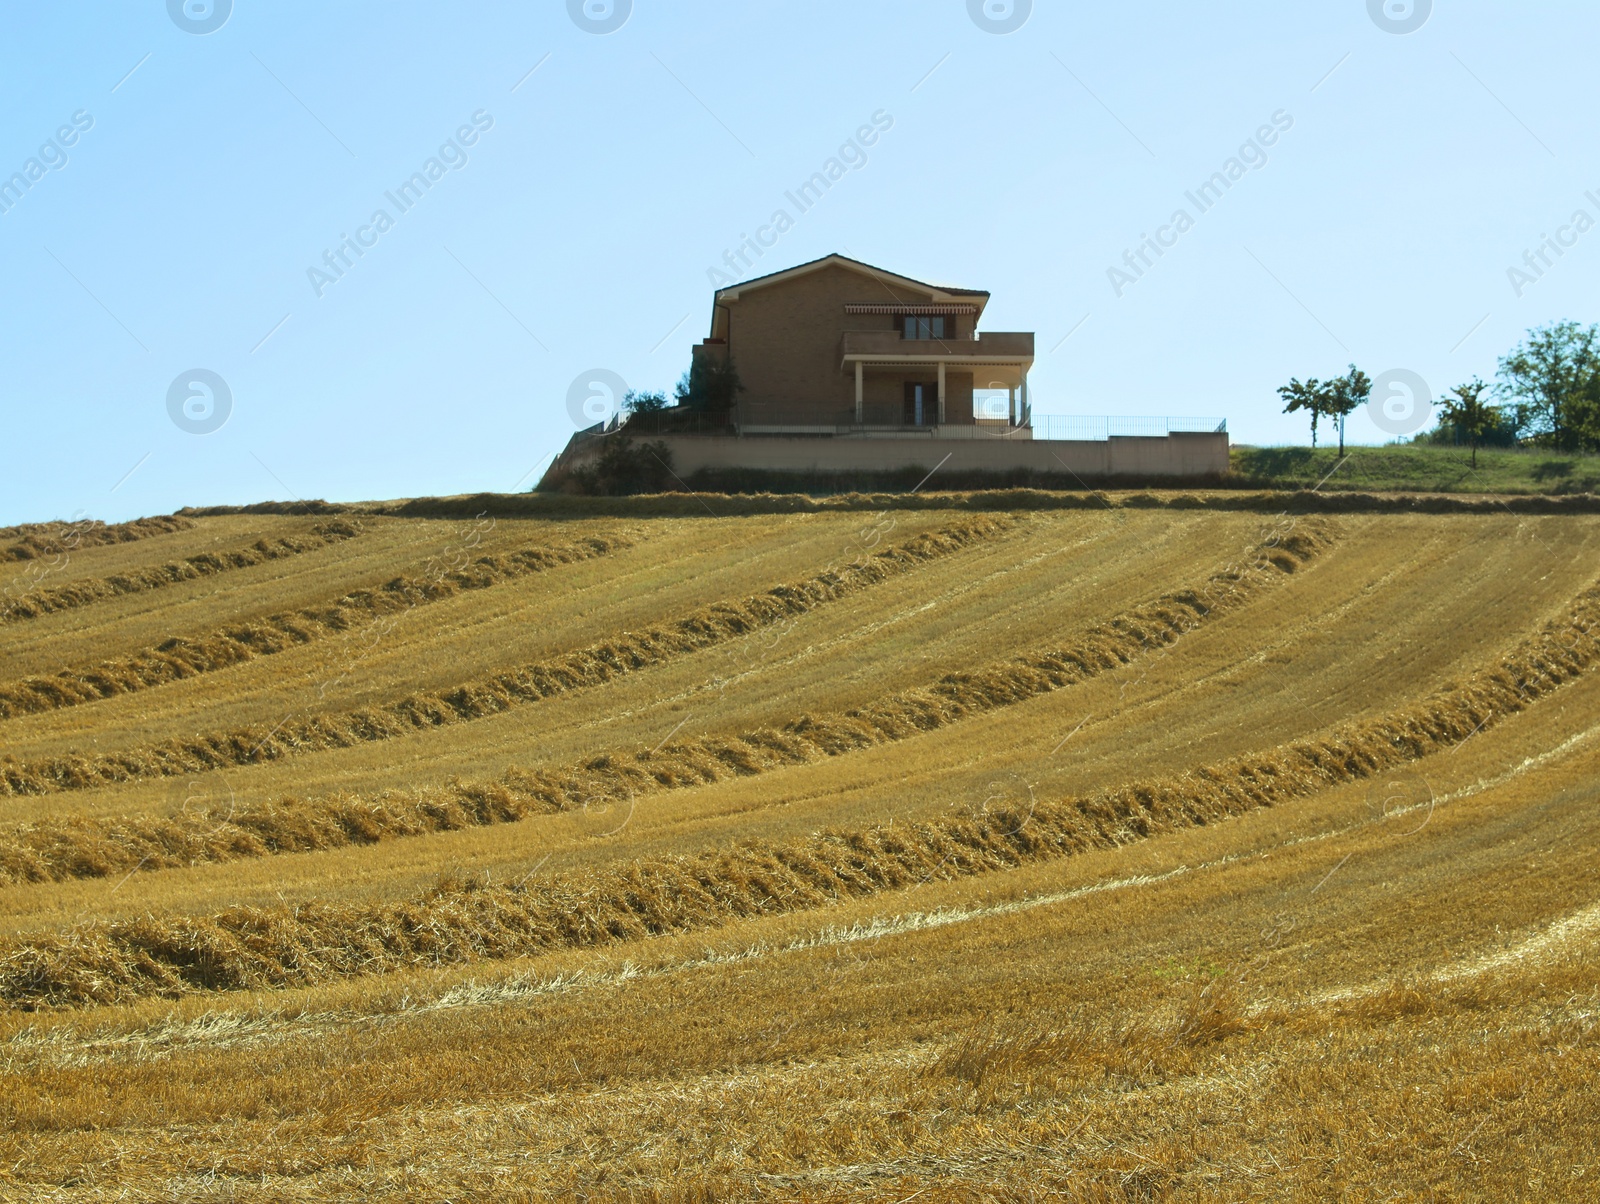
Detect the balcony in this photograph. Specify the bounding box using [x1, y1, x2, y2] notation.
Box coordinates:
[840, 330, 1034, 365]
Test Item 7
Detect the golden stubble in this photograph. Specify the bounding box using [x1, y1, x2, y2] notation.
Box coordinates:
[0, 507, 1597, 1200]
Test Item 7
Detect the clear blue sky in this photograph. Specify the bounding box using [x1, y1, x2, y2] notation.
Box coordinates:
[3, 1, 1596, 524]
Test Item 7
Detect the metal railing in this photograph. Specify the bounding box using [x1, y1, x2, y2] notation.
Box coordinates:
[601, 410, 1227, 442]
[839, 330, 1036, 358]
[1029, 415, 1228, 442]
[606, 412, 737, 436]
[739, 424, 1027, 439]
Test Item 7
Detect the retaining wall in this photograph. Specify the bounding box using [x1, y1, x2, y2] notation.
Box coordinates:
[559, 431, 1230, 479]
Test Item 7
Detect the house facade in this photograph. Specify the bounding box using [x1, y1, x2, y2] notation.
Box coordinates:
[549, 254, 1230, 486]
[691, 253, 1036, 432]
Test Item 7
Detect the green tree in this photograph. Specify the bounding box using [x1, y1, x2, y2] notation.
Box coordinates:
[675, 358, 746, 413]
[1436, 377, 1502, 467]
[1278, 376, 1324, 448]
[624, 389, 669, 414]
[1576, 374, 1600, 450]
[1496, 321, 1600, 450]
[1324, 364, 1371, 457]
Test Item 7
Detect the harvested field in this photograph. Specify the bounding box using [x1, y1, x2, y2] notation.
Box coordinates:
[0, 514, 192, 564]
[0, 530, 626, 718]
[0, 521, 362, 625]
[1, 498, 1597, 1200]
[0, 517, 1003, 795]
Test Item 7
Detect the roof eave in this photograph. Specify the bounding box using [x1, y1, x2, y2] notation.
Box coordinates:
[714, 253, 991, 306]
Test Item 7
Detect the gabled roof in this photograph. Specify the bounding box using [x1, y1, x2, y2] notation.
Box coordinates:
[714, 253, 990, 305]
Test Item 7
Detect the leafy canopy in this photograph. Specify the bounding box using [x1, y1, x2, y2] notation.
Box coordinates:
[1496, 321, 1600, 450]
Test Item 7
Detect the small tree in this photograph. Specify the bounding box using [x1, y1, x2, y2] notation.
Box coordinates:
[675, 358, 745, 414]
[1324, 364, 1371, 456]
[1278, 377, 1324, 448]
[1436, 377, 1502, 467]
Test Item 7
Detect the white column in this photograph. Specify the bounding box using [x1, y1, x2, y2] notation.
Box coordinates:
[1008, 385, 1016, 426]
[1020, 371, 1029, 426]
[937, 360, 946, 425]
[854, 361, 863, 424]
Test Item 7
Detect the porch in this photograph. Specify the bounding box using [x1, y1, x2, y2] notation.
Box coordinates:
[837, 330, 1035, 429]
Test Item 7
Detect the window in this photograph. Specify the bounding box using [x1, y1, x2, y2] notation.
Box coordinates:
[901, 315, 947, 340]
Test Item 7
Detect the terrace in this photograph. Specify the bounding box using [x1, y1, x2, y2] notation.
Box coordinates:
[838, 329, 1035, 428]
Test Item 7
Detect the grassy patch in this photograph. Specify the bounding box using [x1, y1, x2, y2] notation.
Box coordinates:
[1231, 443, 1600, 494]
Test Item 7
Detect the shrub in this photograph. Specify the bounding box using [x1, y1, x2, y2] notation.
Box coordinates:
[623, 390, 669, 414]
[674, 358, 745, 413]
[547, 436, 678, 496]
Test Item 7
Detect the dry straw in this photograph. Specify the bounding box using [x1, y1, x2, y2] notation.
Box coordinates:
[0, 530, 628, 718]
[2, 564, 1595, 1010]
[183, 489, 1600, 520]
[0, 526, 1332, 884]
[0, 521, 362, 627]
[0, 518, 1009, 798]
[0, 514, 193, 564]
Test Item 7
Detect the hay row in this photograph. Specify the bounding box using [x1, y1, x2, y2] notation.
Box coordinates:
[1, 521, 361, 625]
[0, 532, 632, 721]
[0, 518, 1011, 798]
[0, 515, 193, 564]
[0, 525, 1331, 884]
[3, 567, 1595, 1009]
[178, 489, 1600, 520]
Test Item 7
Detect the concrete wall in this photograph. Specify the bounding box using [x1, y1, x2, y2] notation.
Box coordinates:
[560, 431, 1230, 479]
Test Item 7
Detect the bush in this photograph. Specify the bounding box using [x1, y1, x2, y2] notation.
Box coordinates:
[624, 390, 669, 415]
[1416, 418, 1521, 449]
[541, 436, 677, 496]
[674, 359, 745, 413]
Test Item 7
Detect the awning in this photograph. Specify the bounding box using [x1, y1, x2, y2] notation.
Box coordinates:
[844, 303, 980, 315]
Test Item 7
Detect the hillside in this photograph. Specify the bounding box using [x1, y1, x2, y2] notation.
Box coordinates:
[1, 497, 1597, 1200]
[1230, 442, 1600, 494]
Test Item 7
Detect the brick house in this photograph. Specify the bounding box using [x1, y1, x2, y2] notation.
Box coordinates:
[692, 253, 1036, 432]
[549, 254, 1230, 485]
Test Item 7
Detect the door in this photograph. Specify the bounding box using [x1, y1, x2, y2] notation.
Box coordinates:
[903, 381, 936, 426]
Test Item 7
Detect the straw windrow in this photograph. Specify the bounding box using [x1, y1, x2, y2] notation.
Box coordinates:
[0, 524, 1334, 883]
[0, 518, 1013, 798]
[0, 515, 194, 565]
[0, 532, 631, 718]
[1, 521, 363, 626]
[2, 565, 1595, 1009]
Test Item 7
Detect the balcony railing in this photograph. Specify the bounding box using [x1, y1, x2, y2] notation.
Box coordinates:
[1031, 415, 1228, 441]
[840, 330, 1035, 360]
[607, 411, 737, 436]
[605, 411, 1227, 441]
